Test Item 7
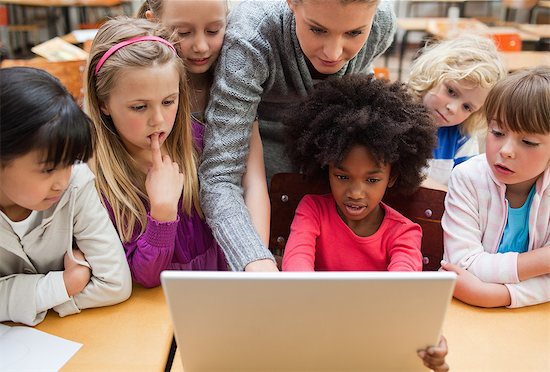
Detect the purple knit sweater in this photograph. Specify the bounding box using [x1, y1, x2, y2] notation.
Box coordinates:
[103, 120, 227, 288]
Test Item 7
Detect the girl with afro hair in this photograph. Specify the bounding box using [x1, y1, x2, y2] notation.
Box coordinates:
[282, 73, 436, 273]
[281, 74, 448, 371]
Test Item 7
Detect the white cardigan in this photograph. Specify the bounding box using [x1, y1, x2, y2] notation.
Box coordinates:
[442, 155, 550, 308]
[0, 164, 131, 325]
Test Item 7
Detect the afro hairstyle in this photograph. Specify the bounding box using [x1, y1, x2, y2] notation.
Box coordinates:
[284, 73, 436, 194]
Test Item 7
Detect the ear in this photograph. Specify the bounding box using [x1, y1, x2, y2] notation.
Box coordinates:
[286, 0, 297, 13]
[99, 101, 110, 116]
[145, 10, 155, 21]
[387, 173, 398, 188]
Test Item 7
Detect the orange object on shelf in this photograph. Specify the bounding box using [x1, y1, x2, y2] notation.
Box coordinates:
[491, 33, 522, 51]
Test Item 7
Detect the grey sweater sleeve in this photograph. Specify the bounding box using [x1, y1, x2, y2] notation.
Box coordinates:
[200, 1, 396, 271]
[200, 11, 276, 271]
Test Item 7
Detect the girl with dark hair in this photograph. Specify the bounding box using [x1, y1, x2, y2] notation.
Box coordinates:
[282, 73, 436, 272]
[282, 73, 448, 371]
[0, 67, 131, 326]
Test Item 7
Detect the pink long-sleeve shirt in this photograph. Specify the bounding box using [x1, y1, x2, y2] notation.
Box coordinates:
[282, 194, 423, 272]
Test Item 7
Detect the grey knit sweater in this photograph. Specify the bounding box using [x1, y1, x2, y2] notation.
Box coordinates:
[200, 0, 396, 271]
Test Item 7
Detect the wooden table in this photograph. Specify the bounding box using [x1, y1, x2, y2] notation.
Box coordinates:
[426, 17, 490, 39]
[518, 24, 550, 39]
[0, 0, 121, 37]
[499, 51, 550, 71]
[396, 17, 447, 80]
[4, 284, 174, 371]
[444, 299, 550, 371]
[170, 299, 550, 372]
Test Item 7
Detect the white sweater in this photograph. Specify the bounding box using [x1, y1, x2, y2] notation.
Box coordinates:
[442, 155, 550, 308]
[0, 164, 131, 325]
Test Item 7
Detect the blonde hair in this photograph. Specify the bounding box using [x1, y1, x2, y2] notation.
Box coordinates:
[484, 66, 550, 134]
[291, 0, 378, 4]
[137, 0, 229, 19]
[86, 17, 200, 242]
[408, 35, 507, 135]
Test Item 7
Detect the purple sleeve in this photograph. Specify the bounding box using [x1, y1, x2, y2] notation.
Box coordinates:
[103, 198, 179, 288]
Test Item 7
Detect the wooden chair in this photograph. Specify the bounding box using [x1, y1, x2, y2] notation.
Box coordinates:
[503, 0, 539, 22]
[491, 33, 523, 51]
[0, 58, 86, 105]
[269, 173, 447, 271]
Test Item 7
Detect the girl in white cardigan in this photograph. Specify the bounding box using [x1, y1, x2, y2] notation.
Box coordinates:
[0, 67, 131, 325]
[441, 67, 550, 308]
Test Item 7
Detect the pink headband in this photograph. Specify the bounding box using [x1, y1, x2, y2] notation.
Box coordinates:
[95, 35, 177, 75]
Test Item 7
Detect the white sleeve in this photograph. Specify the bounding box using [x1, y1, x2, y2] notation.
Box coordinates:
[35, 271, 70, 313]
[505, 275, 550, 308]
[442, 166, 520, 284]
[57, 178, 131, 316]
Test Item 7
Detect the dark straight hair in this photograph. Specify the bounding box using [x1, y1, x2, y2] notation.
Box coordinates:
[0, 67, 93, 167]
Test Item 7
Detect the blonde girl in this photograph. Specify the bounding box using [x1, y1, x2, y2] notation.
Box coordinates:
[86, 17, 227, 288]
[138, 0, 271, 252]
[408, 35, 507, 187]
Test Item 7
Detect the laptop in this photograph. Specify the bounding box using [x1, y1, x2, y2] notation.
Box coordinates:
[161, 271, 456, 372]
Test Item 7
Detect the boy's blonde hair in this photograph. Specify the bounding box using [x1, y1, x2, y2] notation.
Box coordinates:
[408, 35, 507, 135]
[484, 66, 550, 134]
[86, 17, 200, 242]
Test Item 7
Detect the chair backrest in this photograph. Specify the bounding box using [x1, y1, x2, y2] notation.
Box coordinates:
[0, 58, 86, 105]
[491, 33, 522, 51]
[503, 0, 538, 9]
[269, 173, 446, 271]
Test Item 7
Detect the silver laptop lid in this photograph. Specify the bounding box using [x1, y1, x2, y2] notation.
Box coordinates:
[162, 271, 456, 372]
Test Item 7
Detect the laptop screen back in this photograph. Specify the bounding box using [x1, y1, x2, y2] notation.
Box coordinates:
[161, 271, 456, 372]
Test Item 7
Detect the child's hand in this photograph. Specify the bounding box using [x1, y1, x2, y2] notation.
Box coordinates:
[441, 261, 511, 307]
[63, 249, 91, 297]
[146, 133, 184, 222]
[441, 260, 483, 302]
[417, 335, 449, 372]
[244, 259, 279, 272]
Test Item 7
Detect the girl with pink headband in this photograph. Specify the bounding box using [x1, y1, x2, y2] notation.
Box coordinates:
[86, 17, 227, 288]
[139, 0, 271, 258]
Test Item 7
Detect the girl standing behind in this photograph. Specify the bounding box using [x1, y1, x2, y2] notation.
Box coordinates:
[282, 74, 436, 272]
[0, 67, 131, 326]
[408, 35, 506, 187]
[138, 0, 271, 248]
[86, 18, 227, 288]
[442, 66, 550, 308]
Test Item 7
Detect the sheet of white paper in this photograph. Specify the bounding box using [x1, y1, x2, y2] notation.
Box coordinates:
[71, 29, 98, 43]
[0, 323, 82, 371]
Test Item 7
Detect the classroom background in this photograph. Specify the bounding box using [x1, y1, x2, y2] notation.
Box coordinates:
[0, 0, 549, 371]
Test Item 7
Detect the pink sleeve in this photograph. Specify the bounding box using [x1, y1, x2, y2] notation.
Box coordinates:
[282, 196, 320, 271]
[386, 222, 423, 272]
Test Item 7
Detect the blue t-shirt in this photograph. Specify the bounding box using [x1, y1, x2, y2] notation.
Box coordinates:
[426, 125, 478, 185]
[498, 186, 536, 254]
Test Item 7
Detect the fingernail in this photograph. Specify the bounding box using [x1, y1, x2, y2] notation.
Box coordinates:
[440, 259, 448, 266]
[417, 350, 426, 358]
